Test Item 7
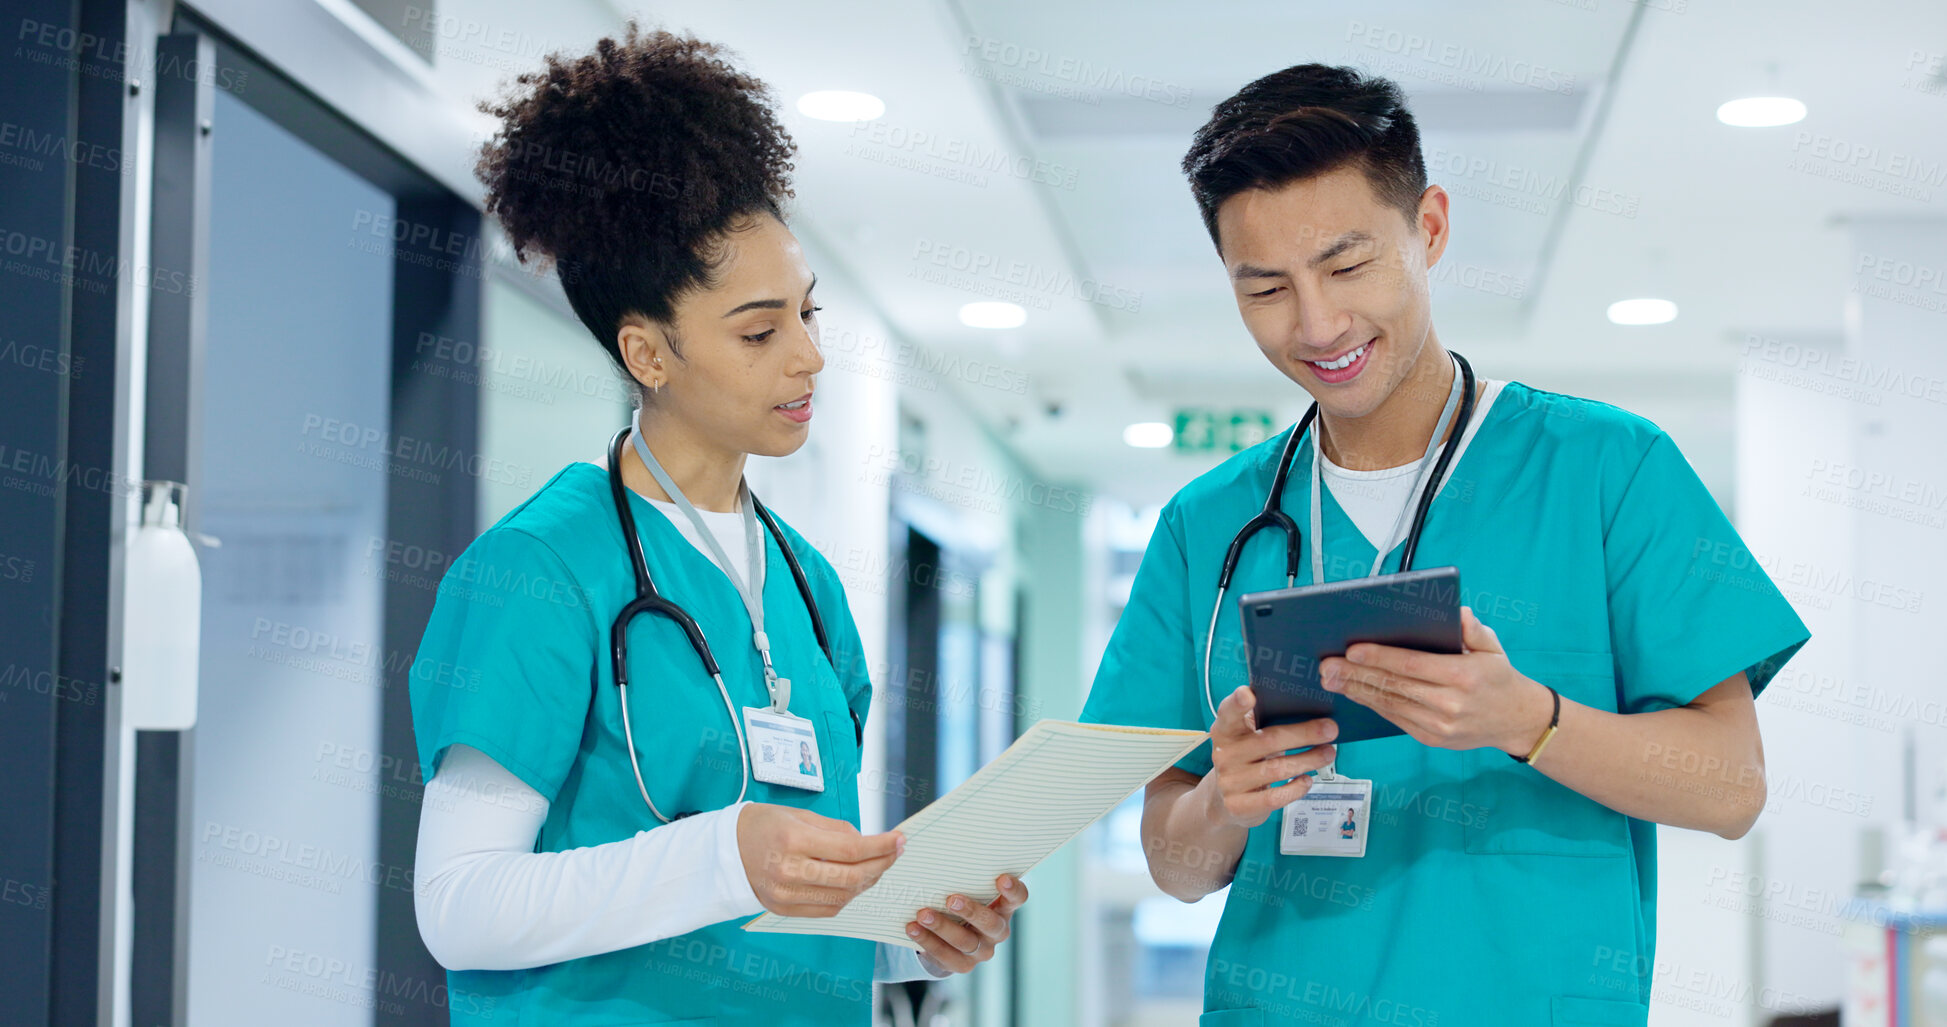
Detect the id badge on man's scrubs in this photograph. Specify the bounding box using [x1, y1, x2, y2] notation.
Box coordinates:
[1279, 775, 1371, 857]
[742, 706, 825, 792]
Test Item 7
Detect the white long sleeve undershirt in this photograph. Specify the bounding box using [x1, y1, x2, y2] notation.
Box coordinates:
[413, 746, 943, 980]
[411, 494, 944, 982]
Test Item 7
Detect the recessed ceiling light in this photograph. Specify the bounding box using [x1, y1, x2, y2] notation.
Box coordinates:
[1607, 298, 1678, 325]
[958, 301, 1026, 330]
[797, 90, 885, 122]
[1123, 422, 1173, 449]
[1716, 96, 1806, 127]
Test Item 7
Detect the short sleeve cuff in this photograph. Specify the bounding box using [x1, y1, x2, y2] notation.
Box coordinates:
[409, 525, 598, 806]
[1173, 740, 1214, 778]
[1601, 430, 1815, 713]
[424, 731, 563, 805]
[876, 942, 952, 981]
[1665, 632, 1809, 711]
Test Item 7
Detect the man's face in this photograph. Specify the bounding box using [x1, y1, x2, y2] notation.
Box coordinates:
[1214, 165, 1449, 421]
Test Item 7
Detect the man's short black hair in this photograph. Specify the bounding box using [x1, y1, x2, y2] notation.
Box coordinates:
[1182, 64, 1427, 251]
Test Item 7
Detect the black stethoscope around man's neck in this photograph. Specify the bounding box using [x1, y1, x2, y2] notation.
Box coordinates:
[604, 426, 838, 822]
[1202, 351, 1476, 717]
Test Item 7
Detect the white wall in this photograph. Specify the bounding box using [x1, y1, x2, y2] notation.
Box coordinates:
[473, 279, 633, 527]
[1845, 217, 1947, 836]
[1667, 216, 1947, 1025]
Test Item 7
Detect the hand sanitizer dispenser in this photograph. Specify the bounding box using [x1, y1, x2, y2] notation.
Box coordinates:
[123, 480, 201, 729]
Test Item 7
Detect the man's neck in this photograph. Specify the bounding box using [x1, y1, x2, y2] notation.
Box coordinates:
[622, 413, 747, 513]
[1316, 344, 1460, 472]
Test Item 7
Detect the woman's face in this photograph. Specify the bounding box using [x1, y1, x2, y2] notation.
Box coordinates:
[620, 214, 824, 459]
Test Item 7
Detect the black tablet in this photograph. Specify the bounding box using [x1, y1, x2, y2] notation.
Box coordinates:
[1237, 566, 1463, 743]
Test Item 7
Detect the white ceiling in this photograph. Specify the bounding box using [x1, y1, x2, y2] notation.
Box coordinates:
[434, 0, 1947, 511]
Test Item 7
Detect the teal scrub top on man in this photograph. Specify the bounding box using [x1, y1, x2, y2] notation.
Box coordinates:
[410, 462, 877, 1026]
[1081, 383, 1810, 1027]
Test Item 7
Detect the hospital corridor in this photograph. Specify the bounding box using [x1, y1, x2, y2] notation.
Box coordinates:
[3, 1, 1946, 1025]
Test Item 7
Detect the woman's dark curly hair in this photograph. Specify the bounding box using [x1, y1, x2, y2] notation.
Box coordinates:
[474, 23, 797, 381]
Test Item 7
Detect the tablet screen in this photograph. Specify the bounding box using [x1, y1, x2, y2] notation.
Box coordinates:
[1237, 566, 1463, 742]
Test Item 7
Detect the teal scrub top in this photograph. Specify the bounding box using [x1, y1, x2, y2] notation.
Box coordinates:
[1081, 383, 1810, 1027]
[410, 462, 878, 1026]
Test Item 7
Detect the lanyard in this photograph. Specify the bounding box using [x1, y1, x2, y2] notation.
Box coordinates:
[1308, 355, 1465, 586]
[1302, 358, 1462, 780]
[630, 428, 790, 712]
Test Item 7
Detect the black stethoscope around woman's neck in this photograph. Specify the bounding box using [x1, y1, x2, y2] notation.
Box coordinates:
[1201, 351, 1476, 717]
[604, 425, 836, 822]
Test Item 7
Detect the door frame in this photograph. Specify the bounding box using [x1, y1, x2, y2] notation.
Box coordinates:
[130, 8, 485, 1024]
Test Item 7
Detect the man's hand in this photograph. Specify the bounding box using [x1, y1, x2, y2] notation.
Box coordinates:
[1319, 606, 1553, 755]
[736, 804, 903, 917]
[1207, 683, 1339, 830]
[906, 874, 1029, 975]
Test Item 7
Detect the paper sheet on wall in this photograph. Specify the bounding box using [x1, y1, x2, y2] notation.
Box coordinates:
[742, 718, 1209, 950]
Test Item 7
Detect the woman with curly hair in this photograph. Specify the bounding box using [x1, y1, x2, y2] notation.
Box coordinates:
[406, 24, 1025, 1025]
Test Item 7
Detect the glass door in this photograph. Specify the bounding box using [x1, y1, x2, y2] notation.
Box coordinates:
[183, 82, 399, 1027]
[134, 15, 484, 1024]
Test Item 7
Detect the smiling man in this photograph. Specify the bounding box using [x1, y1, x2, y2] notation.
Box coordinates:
[1080, 65, 1809, 1026]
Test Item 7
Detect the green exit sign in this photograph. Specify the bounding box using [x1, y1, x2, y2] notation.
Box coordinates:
[1173, 408, 1275, 453]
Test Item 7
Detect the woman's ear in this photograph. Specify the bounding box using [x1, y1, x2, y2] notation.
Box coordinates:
[616, 319, 673, 392]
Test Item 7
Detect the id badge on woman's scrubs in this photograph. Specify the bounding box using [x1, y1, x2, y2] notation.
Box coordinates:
[1280, 775, 1371, 857]
[743, 705, 825, 792]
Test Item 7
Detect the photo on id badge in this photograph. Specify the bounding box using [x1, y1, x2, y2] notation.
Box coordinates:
[744, 706, 825, 792]
[1281, 776, 1371, 857]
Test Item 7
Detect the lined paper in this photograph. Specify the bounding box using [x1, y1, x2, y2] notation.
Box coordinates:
[742, 719, 1208, 949]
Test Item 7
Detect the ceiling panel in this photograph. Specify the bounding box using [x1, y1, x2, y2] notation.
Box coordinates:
[564, 0, 1947, 509]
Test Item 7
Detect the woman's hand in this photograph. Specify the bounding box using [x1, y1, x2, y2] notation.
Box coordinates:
[906, 874, 1029, 975]
[736, 804, 904, 917]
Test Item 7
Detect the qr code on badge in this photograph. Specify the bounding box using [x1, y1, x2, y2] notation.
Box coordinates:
[1290, 817, 1308, 837]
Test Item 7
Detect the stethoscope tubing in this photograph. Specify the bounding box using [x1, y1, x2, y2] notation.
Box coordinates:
[603, 426, 833, 822]
[1200, 355, 1476, 719]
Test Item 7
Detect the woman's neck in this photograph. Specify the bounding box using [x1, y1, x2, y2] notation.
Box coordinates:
[1316, 342, 1460, 472]
[622, 413, 747, 513]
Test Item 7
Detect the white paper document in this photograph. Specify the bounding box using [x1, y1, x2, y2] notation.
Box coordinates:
[742, 719, 1209, 950]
